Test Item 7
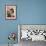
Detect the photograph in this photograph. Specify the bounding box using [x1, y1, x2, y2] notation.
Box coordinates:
[5, 5, 16, 20]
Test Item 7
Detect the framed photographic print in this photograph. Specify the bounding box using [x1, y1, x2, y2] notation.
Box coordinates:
[5, 5, 16, 20]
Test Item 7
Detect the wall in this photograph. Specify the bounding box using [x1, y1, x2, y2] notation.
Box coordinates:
[0, 0, 46, 44]
[17, 0, 46, 24]
[0, 0, 18, 44]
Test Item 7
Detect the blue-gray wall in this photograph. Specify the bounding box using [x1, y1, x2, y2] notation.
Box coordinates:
[17, 0, 46, 24]
[0, 0, 46, 44]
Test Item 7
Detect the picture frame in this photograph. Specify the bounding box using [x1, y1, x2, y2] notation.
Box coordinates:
[18, 24, 46, 41]
[5, 5, 16, 20]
